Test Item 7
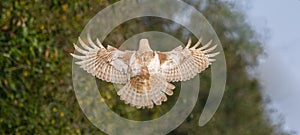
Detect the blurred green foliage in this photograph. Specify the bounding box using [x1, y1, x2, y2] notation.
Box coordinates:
[0, 0, 290, 134]
[0, 0, 110, 134]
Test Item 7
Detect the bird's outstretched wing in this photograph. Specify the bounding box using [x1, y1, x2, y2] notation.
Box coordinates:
[158, 38, 219, 82]
[71, 34, 134, 84]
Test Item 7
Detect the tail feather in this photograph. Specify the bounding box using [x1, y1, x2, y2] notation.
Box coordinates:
[117, 75, 175, 109]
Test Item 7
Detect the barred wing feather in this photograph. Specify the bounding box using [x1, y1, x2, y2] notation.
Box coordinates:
[158, 38, 219, 82]
[71, 35, 134, 84]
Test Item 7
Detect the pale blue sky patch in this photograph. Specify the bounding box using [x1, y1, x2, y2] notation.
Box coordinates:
[247, 0, 300, 133]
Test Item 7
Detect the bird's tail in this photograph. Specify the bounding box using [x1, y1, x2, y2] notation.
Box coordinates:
[117, 74, 175, 109]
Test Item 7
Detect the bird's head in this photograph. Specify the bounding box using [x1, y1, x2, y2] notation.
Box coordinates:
[138, 39, 153, 54]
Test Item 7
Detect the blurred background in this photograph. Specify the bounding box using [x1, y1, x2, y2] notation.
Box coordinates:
[0, 0, 299, 134]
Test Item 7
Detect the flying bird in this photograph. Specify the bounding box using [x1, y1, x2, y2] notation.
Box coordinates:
[71, 34, 219, 109]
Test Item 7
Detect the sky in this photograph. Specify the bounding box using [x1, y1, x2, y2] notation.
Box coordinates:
[246, 0, 300, 133]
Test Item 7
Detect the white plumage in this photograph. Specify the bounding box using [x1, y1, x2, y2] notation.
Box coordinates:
[71, 34, 219, 109]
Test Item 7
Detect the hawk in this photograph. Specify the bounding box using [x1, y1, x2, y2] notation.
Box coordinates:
[71, 34, 219, 109]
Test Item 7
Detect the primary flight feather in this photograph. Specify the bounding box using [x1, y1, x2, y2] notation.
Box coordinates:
[71, 34, 219, 109]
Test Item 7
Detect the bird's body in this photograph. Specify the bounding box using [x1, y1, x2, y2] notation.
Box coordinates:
[71, 35, 219, 109]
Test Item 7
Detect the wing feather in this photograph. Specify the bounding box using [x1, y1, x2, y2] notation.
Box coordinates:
[158, 38, 219, 82]
[71, 35, 134, 84]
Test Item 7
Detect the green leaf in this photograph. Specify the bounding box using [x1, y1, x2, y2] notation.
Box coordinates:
[22, 23, 28, 37]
